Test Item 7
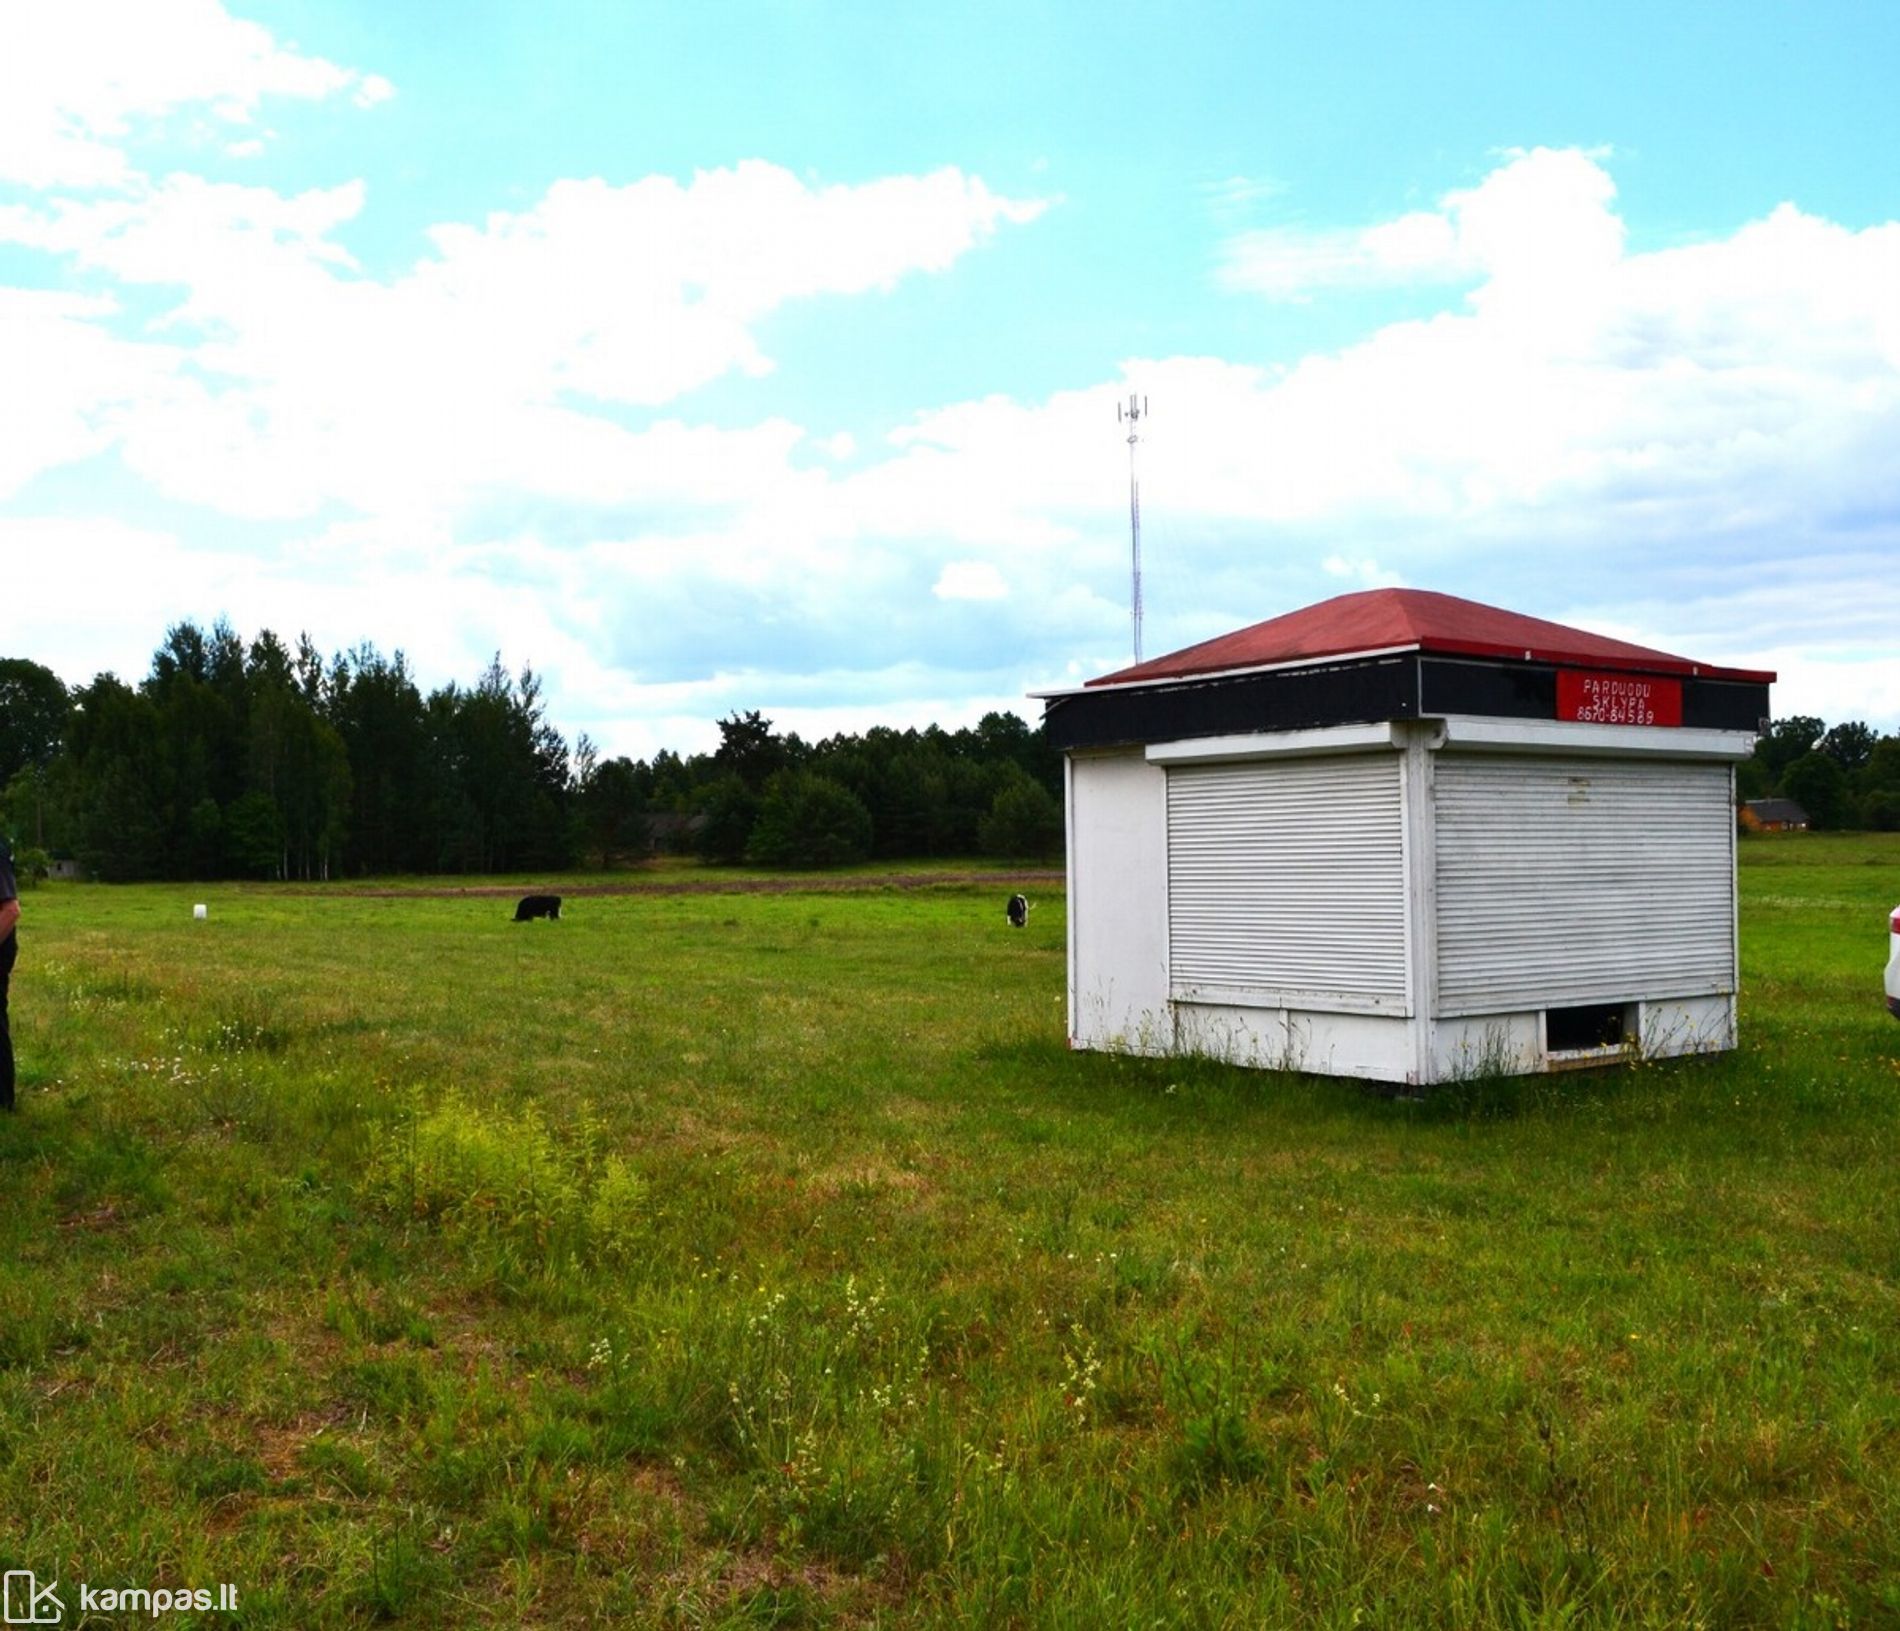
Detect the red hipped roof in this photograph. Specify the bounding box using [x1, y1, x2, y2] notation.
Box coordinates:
[1087, 588, 1775, 688]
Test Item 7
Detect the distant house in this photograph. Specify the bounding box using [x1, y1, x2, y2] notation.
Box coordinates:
[48, 854, 84, 881]
[1739, 798, 1809, 832]
[644, 811, 707, 854]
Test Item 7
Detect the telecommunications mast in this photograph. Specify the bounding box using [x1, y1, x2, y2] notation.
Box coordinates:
[1118, 392, 1149, 662]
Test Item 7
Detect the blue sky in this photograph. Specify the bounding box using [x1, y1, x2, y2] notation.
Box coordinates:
[5, 0, 1898, 754]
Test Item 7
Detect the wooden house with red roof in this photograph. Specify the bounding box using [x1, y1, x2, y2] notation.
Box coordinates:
[1036, 588, 1774, 1084]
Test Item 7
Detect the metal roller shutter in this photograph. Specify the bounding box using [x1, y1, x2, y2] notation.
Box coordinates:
[1167, 757, 1408, 1014]
[1435, 756, 1734, 1016]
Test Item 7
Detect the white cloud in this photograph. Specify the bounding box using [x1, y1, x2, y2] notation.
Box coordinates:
[1199, 174, 1286, 228]
[0, 0, 393, 189]
[1219, 147, 1618, 302]
[0, 173, 367, 292]
[0, 515, 227, 680]
[790, 150, 1899, 720]
[0, 162, 1047, 520]
[1217, 213, 1464, 301]
[1733, 651, 1900, 730]
[882, 151, 1898, 561]
[933, 561, 1010, 600]
[8, 133, 1899, 745]
[1321, 554, 1405, 588]
[0, 287, 181, 498]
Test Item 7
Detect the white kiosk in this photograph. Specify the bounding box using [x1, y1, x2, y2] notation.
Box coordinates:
[1039, 588, 1774, 1085]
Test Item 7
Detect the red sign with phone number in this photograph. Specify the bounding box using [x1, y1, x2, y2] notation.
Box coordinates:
[1556, 670, 1682, 727]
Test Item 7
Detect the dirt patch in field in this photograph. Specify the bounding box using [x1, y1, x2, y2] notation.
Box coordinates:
[247, 1410, 358, 1485]
[803, 1159, 934, 1201]
[326, 870, 1062, 901]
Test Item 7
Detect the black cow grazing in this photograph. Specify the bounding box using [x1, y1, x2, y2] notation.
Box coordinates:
[513, 894, 563, 922]
[1005, 893, 1029, 929]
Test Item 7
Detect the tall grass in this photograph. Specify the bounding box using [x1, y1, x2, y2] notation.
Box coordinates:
[1, 846, 1896, 1626]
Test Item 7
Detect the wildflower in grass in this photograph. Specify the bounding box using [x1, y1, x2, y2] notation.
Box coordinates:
[746, 1289, 789, 1334]
[1061, 1323, 1101, 1421]
[842, 1274, 887, 1343]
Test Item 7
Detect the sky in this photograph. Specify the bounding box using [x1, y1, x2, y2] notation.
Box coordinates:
[4, 0, 1898, 758]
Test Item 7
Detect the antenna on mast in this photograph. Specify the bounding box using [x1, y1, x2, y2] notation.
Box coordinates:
[1117, 392, 1148, 661]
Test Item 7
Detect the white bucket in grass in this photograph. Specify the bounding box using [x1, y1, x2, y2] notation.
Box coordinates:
[193, 903, 207, 920]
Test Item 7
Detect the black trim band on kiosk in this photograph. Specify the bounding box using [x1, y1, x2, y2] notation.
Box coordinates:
[1043, 652, 1770, 754]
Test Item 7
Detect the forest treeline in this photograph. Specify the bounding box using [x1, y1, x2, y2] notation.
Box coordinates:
[0, 623, 1064, 881]
[1739, 717, 1900, 832]
[9, 626, 1889, 884]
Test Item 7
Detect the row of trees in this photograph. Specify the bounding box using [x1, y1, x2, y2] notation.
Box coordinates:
[0, 625, 1065, 882]
[14, 625, 1882, 878]
[631, 707, 1065, 869]
[1739, 717, 1900, 830]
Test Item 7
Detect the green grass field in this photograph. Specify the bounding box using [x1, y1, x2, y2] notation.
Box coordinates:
[3, 837, 1897, 1628]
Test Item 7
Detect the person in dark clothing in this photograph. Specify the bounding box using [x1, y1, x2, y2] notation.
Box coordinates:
[0, 838, 18, 1112]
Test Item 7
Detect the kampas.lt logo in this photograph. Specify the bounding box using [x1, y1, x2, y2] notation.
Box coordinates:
[2, 1571, 62, 1625]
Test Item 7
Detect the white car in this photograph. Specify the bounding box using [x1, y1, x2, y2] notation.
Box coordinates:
[1890, 906, 1900, 1020]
